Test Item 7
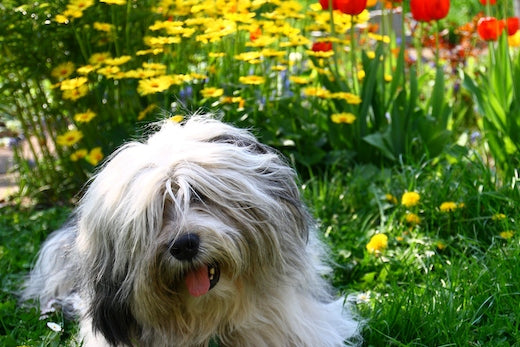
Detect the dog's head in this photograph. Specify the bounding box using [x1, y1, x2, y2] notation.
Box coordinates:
[76, 116, 315, 345]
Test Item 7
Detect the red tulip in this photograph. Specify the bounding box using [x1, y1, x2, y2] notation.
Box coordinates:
[410, 0, 450, 22]
[312, 42, 333, 52]
[505, 17, 520, 36]
[336, 0, 367, 15]
[319, 0, 333, 9]
[319, 0, 367, 15]
[479, 0, 496, 5]
[477, 17, 505, 41]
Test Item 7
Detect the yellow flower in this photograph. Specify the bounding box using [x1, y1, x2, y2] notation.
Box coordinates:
[366, 234, 388, 254]
[209, 52, 226, 58]
[331, 113, 356, 124]
[51, 62, 75, 80]
[439, 201, 458, 213]
[70, 149, 88, 161]
[306, 49, 334, 58]
[138, 104, 158, 121]
[200, 87, 224, 98]
[100, 0, 126, 4]
[137, 76, 173, 96]
[289, 76, 310, 84]
[405, 212, 421, 225]
[57, 129, 83, 146]
[385, 194, 398, 204]
[55, 14, 69, 24]
[93, 22, 114, 32]
[492, 213, 506, 221]
[170, 115, 184, 123]
[69, 0, 94, 11]
[74, 110, 96, 123]
[104, 56, 132, 66]
[330, 92, 362, 104]
[86, 147, 104, 166]
[62, 84, 89, 101]
[76, 65, 96, 75]
[401, 191, 420, 208]
[239, 75, 265, 85]
[384, 74, 392, 82]
[436, 241, 446, 250]
[60, 77, 88, 90]
[508, 31, 520, 47]
[302, 87, 330, 98]
[89, 52, 112, 65]
[500, 231, 514, 239]
[357, 70, 366, 80]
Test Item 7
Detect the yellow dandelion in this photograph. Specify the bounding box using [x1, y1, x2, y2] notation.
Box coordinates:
[401, 191, 420, 208]
[366, 234, 388, 254]
[86, 147, 104, 166]
[239, 75, 265, 85]
[74, 110, 96, 123]
[70, 149, 88, 161]
[492, 213, 506, 221]
[57, 129, 83, 146]
[170, 115, 184, 123]
[51, 62, 75, 80]
[200, 87, 224, 98]
[436, 241, 447, 250]
[331, 113, 356, 124]
[357, 70, 366, 80]
[385, 194, 398, 204]
[439, 201, 458, 213]
[405, 212, 421, 225]
[499, 231, 514, 239]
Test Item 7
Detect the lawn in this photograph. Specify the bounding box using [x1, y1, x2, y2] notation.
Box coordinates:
[1, 155, 519, 346]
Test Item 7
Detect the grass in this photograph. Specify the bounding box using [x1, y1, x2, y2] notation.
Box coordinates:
[1, 154, 519, 346]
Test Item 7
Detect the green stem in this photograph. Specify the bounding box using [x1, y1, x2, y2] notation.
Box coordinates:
[350, 15, 358, 94]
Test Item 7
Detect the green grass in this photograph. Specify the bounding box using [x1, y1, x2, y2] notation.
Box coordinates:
[304, 154, 520, 346]
[1, 155, 519, 346]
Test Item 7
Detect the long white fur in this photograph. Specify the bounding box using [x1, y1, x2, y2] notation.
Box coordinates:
[22, 116, 361, 346]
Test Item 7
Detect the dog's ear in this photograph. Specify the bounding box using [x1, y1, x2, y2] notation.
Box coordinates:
[89, 263, 139, 346]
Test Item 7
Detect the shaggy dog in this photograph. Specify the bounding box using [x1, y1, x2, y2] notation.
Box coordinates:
[22, 116, 360, 346]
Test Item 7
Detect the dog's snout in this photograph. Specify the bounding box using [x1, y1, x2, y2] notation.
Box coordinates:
[170, 234, 200, 261]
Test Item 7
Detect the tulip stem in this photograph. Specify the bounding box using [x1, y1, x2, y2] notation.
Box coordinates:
[328, 2, 341, 78]
[350, 15, 358, 94]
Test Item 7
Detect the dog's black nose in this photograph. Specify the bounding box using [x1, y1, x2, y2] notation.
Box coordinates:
[170, 234, 200, 261]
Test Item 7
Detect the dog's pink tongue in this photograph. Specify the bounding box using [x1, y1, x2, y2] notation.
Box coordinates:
[185, 265, 210, 297]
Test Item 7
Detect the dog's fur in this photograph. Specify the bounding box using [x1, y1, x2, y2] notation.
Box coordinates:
[22, 116, 360, 346]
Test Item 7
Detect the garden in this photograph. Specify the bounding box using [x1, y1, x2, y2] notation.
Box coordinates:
[1, 0, 520, 345]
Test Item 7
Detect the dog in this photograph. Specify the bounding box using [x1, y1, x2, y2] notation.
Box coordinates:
[22, 116, 361, 346]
